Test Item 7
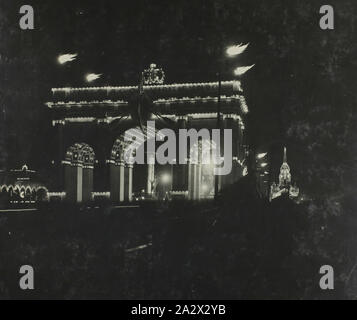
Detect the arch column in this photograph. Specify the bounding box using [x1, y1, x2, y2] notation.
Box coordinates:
[222, 115, 240, 187]
[55, 121, 65, 191]
[188, 160, 197, 200]
[110, 161, 125, 202]
[110, 137, 136, 203]
[188, 161, 203, 200]
[64, 162, 83, 203]
[195, 161, 202, 200]
[82, 165, 94, 202]
[188, 140, 202, 200]
[238, 118, 245, 162]
[125, 164, 133, 202]
[147, 153, 155, 195]
[64, 143, 95, 203]
[173, 116, 189, 192]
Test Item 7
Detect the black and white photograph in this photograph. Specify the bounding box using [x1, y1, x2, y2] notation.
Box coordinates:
[0, 0, 356, 304]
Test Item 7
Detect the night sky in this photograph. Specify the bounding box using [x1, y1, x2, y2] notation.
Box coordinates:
[0, 0, 356, 196]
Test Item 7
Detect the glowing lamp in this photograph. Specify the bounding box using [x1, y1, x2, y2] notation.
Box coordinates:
[58, 54, 77, 64]
[161, 173, 171, 184]
[257, 152, 267, 159]
[234, 65, 255, 76]
[85, 73, 102, 82]
[226, 43, 249, 57]
[260, 163, 268, 168]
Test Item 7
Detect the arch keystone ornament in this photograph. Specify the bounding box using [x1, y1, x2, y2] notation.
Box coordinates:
[143, 63, 165, 85]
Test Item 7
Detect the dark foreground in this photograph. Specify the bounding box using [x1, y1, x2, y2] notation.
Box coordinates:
[0, 182, 356, 300]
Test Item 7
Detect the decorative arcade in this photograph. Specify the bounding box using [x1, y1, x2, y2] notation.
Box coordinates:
[0, 165, 49, 206]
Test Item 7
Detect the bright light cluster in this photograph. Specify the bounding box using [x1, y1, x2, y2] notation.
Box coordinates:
[86, 73, 102, 82]
[226, 43, 249, 57]
[234, 65, 255, 76]
[58, 53, 77, 64]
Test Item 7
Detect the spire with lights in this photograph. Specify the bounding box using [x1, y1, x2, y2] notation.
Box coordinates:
[279, 147, 291, 188]
[270, 147, 299, 202]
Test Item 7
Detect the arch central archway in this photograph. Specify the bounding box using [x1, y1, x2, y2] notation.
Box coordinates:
[109, 125, 165, 202]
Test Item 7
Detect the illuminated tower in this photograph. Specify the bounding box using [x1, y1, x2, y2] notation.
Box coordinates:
[270, 147, 299, 201]
[278, 147, 291, 188]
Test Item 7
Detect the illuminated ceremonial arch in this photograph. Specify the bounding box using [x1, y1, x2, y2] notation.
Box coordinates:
[46, 65, 249, 203]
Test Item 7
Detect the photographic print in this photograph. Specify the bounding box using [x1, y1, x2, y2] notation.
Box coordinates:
[0, 0, 356, 304]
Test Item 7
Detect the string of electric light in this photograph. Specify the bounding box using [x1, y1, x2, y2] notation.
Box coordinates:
[51, 80, 242, 92]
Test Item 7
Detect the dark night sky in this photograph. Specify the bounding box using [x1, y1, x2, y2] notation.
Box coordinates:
[1, 0, 356, 195]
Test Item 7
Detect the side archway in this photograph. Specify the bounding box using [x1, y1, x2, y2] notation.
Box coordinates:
[36, 187, 49, 202]
[63, 143, 95, 203]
